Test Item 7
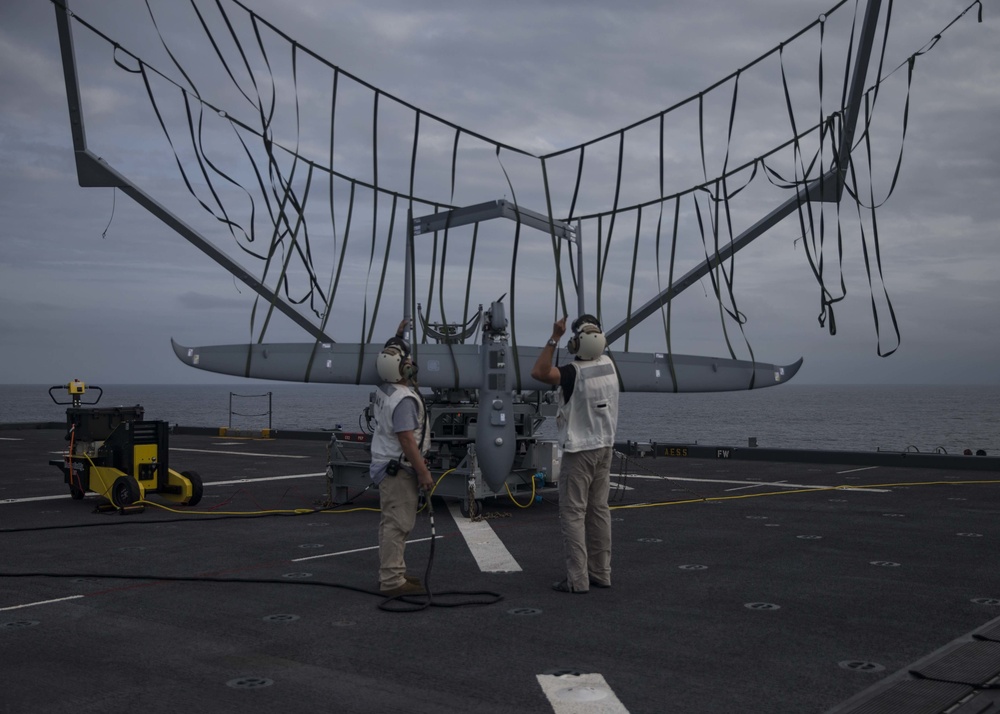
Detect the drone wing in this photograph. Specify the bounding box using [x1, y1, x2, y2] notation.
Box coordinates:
[172, 339, 801, 392]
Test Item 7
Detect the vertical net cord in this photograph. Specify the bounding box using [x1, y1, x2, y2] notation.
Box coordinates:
[355, 90, 382, 352]
[624, 206, 641, 353]
[710, 72, 758, 378]
[565, 148, 584, 303]
[434, 129, 465, 389]
[256, 165, 315, 344]
[849, 95, 900, 357]
[408, 110, 420, 335]
[492, 146, 523, 389]
[461, 223, 480, 334]
[540, 158, 569, 322]
[597, 131, 626, 331]
[365, 195, 399, 345]
[316, 68, 342, 338]
[694, 86, 745, 370]
[694, 189, 739, 363]
[653, 112, 674, 387]
[424, 224, 440, 345]
[303, 69, 347, 382]
[825, 0, 906, 348]
[779, 36, 840, 339]
[695, 96, 730, 357]
[815, 15, 832, 330]
[434, 220, 462, 390]
[656, 199, 682, 391]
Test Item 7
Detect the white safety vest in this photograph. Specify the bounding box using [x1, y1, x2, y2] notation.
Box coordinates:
[556, 355, 620, 453]
[370, 382, 431, 463]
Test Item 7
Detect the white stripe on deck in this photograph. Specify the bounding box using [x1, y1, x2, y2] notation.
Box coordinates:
[836, 465, 881, 475]
[205, 472, 325, 486]
[171, 447, 308, 458]
[0, 595, 85, 612]
[448, 502, 522, 572]
[725, 480, 787, 492]
[537, 673, 630, 713]
[0, 472, 327, 504]
[291, 536, 434, 562]
[1, 495, 71, 504]
[623, 474, 889, 493]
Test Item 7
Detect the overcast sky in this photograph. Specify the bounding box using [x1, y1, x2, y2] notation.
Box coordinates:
[1, 0, 997, 386]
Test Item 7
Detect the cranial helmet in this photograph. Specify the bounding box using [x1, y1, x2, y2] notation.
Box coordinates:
[567, 314, 607, 360]
[376, 337, 418, 382]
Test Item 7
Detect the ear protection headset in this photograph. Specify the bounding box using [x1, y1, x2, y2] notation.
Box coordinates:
[566, 314, 607, 360]
[376, 336, 419, 382]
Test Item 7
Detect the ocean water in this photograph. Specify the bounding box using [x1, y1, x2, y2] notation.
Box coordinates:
[3, 383, 997, 456]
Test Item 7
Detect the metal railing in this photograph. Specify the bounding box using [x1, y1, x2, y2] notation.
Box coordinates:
[228, 392, 272, 430]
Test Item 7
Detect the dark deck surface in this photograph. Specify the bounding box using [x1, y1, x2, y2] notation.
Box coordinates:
[2, 426, 999, 713]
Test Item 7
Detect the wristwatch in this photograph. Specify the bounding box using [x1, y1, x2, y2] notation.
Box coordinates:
[547, 338, 558, 347]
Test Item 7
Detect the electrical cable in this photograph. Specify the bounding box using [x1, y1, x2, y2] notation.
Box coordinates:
[6, 467, 996, 614]
[503, 475, 538, 509]
[0, 504, 375, 535]
[5, 460, 541, 534]
[0, 569, 499, 612]
[378, 489, 503, 613]
[2, 471, 503, 612]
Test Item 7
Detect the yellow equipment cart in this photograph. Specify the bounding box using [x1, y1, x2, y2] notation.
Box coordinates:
[48, 380, 203, 509]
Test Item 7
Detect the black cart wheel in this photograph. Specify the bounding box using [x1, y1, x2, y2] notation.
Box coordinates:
[181, 470, 204, 507]
[459, 497, 482, 518]
[69, 484, 85, 500]
[110, 475, 141, 508]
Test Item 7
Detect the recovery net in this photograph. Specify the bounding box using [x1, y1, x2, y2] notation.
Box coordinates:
[55, 0, 985, 368]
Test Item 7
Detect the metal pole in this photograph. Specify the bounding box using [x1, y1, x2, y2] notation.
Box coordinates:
[836, 0, 885, 185]
[53, 0, 333, 345]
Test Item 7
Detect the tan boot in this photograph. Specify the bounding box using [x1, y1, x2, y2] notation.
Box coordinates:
[380, 580, 427, 597]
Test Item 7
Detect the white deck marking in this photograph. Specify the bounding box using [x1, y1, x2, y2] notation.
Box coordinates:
[726, 480, 787, 492]
[0, 437, 24, 441]
[623, 474, 889, 493]
[836, 465, 881, 474]
[537, 673, 630, 713]
[448, 502, 522, 572]
[1, 494, 71, 504]
[171, 447, 308, 458]
[205, 472, 325, 486]
[291, 536, 434, 562]
[0, 472, 327, 505]
[48, 448, 308, 459]
[0, 595, 85, 612]
[0, 471, 888, 507]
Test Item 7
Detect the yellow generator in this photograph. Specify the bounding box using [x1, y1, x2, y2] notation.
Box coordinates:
[48, 381, 203, 509]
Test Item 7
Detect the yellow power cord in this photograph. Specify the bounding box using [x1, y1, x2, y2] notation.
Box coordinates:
[504, 475, 538, 508]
